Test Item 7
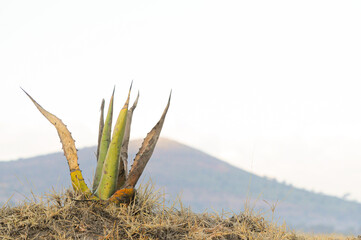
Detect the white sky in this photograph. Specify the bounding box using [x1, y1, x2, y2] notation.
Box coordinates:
[1, 1, 361, 202]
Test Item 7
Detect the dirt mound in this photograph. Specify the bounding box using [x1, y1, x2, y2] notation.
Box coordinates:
[0, 183, 351, 240]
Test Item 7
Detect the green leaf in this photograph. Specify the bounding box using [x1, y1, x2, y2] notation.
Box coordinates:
[96, 99, 105, 161]
[95, 85, 132, 199]
[92, 88, 115, 193]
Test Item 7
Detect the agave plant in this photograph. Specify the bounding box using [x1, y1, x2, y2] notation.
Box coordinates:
[22, 84, 171, 204]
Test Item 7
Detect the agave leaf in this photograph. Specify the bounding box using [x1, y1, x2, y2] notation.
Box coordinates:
[22, 88, 90, 193]
[95, 86, 131, 200]
[117, 91, 139, 190]
[92, 89, 115, 193]
[96, 99, 105, 161]
[125, 91, 171, 188]
[108, 187, 135, 205]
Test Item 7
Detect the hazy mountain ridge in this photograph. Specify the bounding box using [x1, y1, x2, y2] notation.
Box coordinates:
[1, 138, 360, 234]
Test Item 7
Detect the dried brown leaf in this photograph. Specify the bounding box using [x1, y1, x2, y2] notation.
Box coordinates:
[125, 91, 171, 188]
[22, 88, 90, 192]
[117, 91, 139, 189]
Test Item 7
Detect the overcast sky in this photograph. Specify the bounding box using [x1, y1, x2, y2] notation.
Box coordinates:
[1, 1, 361, 202]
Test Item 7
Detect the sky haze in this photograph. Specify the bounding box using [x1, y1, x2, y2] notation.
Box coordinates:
[1, 1, 361, 202]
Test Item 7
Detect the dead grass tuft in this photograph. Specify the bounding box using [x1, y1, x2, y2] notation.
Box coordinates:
[0, 183, 358, 240]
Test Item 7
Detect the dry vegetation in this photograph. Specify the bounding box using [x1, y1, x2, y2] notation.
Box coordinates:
[0, 183, 359, 240]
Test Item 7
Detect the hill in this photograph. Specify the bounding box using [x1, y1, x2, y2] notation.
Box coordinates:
[1, 138, 361, 234]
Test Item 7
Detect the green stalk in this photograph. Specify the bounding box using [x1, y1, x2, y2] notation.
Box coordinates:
[96, 99, 105, 161]
[95, 86, 131, 199]
[92, 89, 114, 193]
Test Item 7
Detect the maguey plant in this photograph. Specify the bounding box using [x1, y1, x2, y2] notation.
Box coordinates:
[22, 84, 171, 204]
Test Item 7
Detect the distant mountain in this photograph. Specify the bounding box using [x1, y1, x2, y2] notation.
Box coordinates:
[1, 138, 360, 234]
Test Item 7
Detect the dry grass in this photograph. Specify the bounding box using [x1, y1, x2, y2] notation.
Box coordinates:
[0, 183, 359, 240]
[296, 234, 360, 240]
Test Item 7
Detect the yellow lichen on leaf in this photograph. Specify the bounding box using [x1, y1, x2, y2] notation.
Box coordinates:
[108, 187, 135, 205]
[70, 170, 91, 194]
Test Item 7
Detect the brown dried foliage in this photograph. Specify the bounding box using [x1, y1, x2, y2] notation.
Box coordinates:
[0, 183, 358, 240]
